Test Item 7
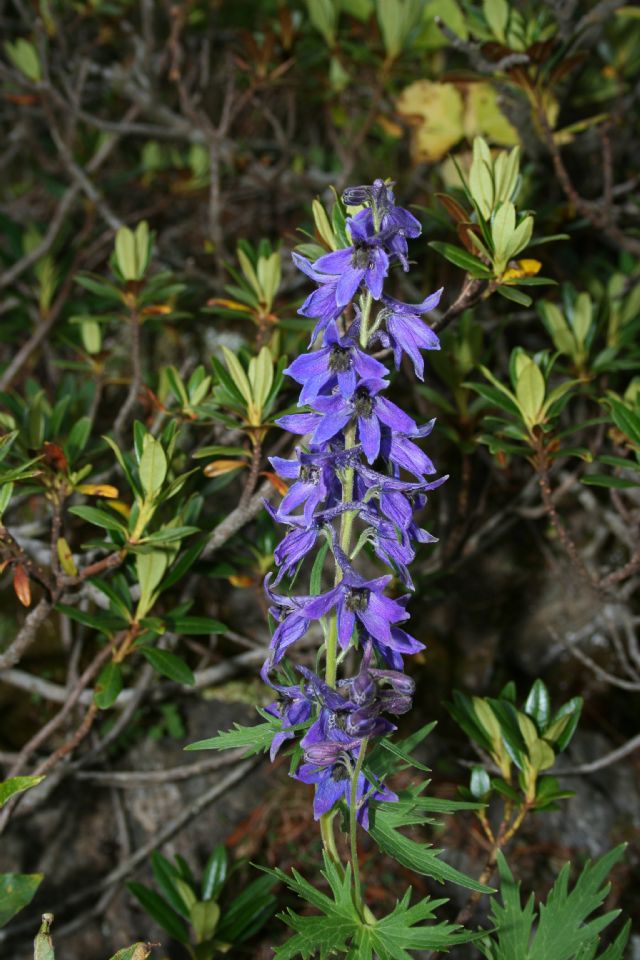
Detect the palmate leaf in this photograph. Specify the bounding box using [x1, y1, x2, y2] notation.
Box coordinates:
[367, 782, 491, 895]
[481, 846, 629, 960]
[185, 711, 296, 757]
[267, 854, 478, 960]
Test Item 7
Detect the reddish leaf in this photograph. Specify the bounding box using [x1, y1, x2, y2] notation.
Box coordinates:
[13, 565, 31, 607]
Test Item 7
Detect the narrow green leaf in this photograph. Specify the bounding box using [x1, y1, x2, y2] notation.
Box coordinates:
[428, 241, 492, 277]
[141, 647, 195, 686]
[0, 776, 44, 809]
[94, 661, 123, 709]
[0, 873, 43, 927]
[127, 882, 189, 944]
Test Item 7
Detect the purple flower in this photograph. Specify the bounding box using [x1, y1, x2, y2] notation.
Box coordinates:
[294, 706, 397, 827]
[345, 180, 422, 270]
[305, 379, 417, 465]
[264, 681, 314, 760]
[284, 320, 387, 404]
[374, 626, 425, 671]
[312, 215, 390, 307]
[300, 566, 409, 650]
[381, 419, 438, 478]
[295, 756, 397, 829]
[377, 290, 443, 380]
[269, 449, 340, 524]
[292, 252, 343, 343]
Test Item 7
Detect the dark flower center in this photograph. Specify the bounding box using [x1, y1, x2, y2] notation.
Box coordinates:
[299, 464, 319, 484]
[329, 345, 352, 373]
[330, 761, 351, 782]
[351, 241, 374, 271]
[353, 389, 374, 419]
[345, 587, 369, 613]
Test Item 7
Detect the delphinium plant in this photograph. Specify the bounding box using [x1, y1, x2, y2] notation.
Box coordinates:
[190, 179, 631, 960]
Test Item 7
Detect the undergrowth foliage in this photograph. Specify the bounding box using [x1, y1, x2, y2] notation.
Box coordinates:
[0, 1, 638, 958]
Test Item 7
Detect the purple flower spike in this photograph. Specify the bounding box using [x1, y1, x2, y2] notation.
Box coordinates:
[262, 177, 447, 825]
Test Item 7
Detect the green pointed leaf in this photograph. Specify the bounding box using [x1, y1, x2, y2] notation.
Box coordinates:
[94, 661, 123, 709]
[0, 776, 44, 809]
[369, 797, 493, 893]
[108, 945, 152, 960]
[33, 913, 55, 960]
[524, 679, 551, 731]
[428, 241, 492, 277]
[127, 882, 189, 944]
[141, 647, 194, 686]
[202, 845, 228, 900]
[138, 436, 167, 497]
[0, 873, 43, 927]
[68, 505, 128, 534]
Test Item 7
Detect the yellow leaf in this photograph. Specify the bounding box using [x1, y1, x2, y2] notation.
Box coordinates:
[206, 298, 253, 314]
[203, 459, 247, 477]
[502, 259, 542, 282]
[395, 80, 464, 163]
[57, 537, 78, 577]
[228, 574, 254, 587]
[464, 82, 519, 146]
[109, 500, 131, 518]
[77, 483, 119, 499]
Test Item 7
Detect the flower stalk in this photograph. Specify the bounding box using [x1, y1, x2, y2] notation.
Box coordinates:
[263, 178, 446, 905]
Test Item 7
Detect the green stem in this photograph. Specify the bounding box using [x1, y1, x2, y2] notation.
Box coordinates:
[324, 422, 356, 687]
[350, 736, 368, 915]
[359, 291, 373, 349]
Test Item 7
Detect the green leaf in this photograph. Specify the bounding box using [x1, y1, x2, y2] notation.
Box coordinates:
[222, 347, 252, 407]
[68, 505, 127, 534]
[138, 436, 167, 497]
[33, 913, 55, 960]
[185, 717, 285, 756]
[136, 550, 168, 613]
[310, 539, 330, 595]
[141, 647, 195, 686]
[127, 882, 189, 944]
[5, 38, 41, 81]
[141, 525, 199, 545]
[191, 899, 220, 943]
[0, 873, 43, 927]
[428, 241, 492, 277]
[55, 603, 124, 635]
[515, 357, 545, 427]
[168, 615, 227, 635]
[581, 474, 639, 489]
[524, 679, 551, 732]
[545, 698, 582, 751]
[492, 201, 516, 262]
[0, 776, 44, 809]
[216, 874, 276, 943]
[108, 945, 152, 960]
[150, 851, 191, 918]
[369, 796, 493, 893]
[470, 766, 491, 799]
[496, 285, 533, 307]
[480, 852, 534, 960]
[481, 845, 629, 960]
[202, 845, 228, 900]
[94, 661, 123, 709]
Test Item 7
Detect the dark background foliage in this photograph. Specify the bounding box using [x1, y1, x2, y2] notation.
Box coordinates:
[0, 1, 638, 957]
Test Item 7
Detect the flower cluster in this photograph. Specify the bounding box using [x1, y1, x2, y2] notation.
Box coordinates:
[263, 179, 444, 829]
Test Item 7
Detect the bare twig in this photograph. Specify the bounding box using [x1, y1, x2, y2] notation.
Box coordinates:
[561, 731, 640, 775]
[202, 479, 276, 559]
[0, 598, 52, 670]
